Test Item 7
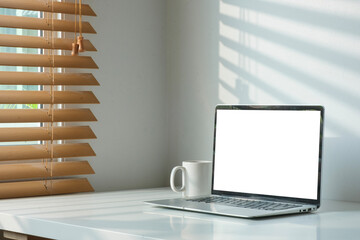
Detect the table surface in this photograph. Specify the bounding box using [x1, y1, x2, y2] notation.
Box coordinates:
[0, 188, 360, 240]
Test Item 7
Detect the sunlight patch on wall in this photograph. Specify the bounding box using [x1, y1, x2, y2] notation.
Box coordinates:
[218, 83, 239, 104]
[268, 0, 360, 19]
[257, 12, 360, 57]
[219, 42, 239, 66]
[219, 21, 239, 43]
[220, 0, 240, 19]
[219, 62, 237, 89]
[251, 87, 281, 104]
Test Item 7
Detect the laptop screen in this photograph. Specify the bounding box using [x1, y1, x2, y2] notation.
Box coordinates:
[212, 105, 323, 202]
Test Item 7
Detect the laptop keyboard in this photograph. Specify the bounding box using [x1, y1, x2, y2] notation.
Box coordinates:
[187, 196, 300, 211]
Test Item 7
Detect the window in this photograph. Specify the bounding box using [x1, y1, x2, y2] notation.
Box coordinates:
[0, 8, 42, 146]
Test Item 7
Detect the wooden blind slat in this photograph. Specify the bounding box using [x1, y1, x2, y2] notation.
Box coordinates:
[54, 91, 100, 104]
[0, 0, 97, 16]
[0, 72, 99, 86]
[0, 126, 96, 142]
[0, 178, 94, 199]
[0, 161, 95, 181]
[0, 91, 99, 104]
[0, 34, 97, 51]
[0, 53, 98, 68]
[0, 108, 97, 123]
[0, 15, 96, 33]
[0, 143, 95, 161]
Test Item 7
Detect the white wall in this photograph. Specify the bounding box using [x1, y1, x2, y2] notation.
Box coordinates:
[84, 0, 168, 191]
[166, 0, 360, 202]
[80, 0, 360, 201]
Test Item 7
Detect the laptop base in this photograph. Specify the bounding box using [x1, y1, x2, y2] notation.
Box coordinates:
[145, 198, 317, 218]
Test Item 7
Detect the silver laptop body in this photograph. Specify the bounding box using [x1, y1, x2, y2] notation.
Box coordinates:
[146, 105, 324, 218]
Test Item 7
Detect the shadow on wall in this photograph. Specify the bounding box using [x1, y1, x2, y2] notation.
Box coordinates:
[216, 0, 360, 201]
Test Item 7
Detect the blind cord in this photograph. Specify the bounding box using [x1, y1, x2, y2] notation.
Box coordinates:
[72, 0, 79, 56]
[44, 0, 56, 191]
[50, 0, 55, 192]
[78, 0, 85, 52]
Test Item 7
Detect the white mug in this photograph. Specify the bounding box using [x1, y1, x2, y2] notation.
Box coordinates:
[170, 161, 212, 198]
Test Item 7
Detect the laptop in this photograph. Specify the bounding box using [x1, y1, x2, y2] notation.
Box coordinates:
[146, 105, 324, 218]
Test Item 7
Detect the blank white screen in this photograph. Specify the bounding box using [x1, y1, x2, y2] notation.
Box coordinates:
[213, 109, 321, 200]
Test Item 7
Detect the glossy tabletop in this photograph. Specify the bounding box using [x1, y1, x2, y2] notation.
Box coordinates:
[0, 188, 360, 240]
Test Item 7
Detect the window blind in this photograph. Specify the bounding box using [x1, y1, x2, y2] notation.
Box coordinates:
[0, 0, 98, 199]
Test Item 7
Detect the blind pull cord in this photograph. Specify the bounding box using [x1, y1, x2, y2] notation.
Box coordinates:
[71, 0, 79, 56]
[77, 0, 85, 52]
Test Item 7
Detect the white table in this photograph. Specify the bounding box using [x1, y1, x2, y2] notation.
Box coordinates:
[0, 188, 360, 240]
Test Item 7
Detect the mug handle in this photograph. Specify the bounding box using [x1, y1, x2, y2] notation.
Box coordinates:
[170, 166, 186, 193]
